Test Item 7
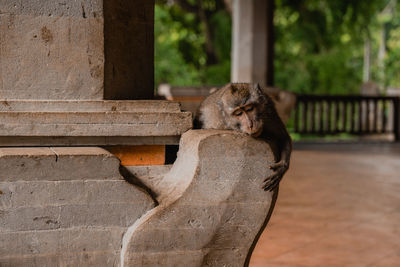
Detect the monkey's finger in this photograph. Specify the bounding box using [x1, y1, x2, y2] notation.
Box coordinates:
[269, 161, 284, 170]
[263, 177, 271, 183]
[264, 179, 279, 191]
[263, 173, 278, 184]
[264, 183, 275, 191]
[263, 176, 277, 184]
[262, 176, 277, 189]
[262, 179, 271, 189]
[263, 174, 282, 191]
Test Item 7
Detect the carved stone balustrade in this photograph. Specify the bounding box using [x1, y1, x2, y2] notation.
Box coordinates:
[0, 130, 277, 266]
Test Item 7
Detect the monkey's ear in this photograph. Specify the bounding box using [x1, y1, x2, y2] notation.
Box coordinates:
[229, 84, 238, 94]
[253, 83, 263, 96]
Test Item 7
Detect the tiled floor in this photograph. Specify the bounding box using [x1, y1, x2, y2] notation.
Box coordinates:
[250, 143, 400, 267]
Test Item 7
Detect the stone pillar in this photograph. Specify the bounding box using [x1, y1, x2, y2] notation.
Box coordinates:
[0, 0, 154, 100]
[104, 0, 154, 100]
[0, 1, 183, 147]
[231, 0, 274, 86]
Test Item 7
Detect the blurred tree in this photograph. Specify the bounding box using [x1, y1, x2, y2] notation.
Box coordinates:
[155, 0, 400, 94]
[274, 0, 390, 94]
[155, 0, 231, 87]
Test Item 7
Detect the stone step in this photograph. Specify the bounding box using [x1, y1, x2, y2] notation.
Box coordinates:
[0, 111, 192, 136]
[0, 147, 121, 181]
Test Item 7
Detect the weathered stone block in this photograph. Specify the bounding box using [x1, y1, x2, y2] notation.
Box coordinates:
[121, 130, 278, 267]
[0, 227, 125, 257]
[0, 0, 154, 100]
[0, 131, 281, 266]
[1, 251, 120, 267]
[0, 1, 104, 99]
[124, 165, 172, 197]
[0, 180, 150, 209]
[0, 100, 182, 112]
[1, 203, 153, 232]
[0, 100, 192, 145]
[0, 147, 121, 181]
[0, 147, 155, 266]
[123, 251, 205, 267]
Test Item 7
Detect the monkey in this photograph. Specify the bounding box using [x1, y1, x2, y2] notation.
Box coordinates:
[195, 83, 292, 191]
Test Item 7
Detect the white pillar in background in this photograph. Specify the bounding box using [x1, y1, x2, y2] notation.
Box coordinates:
[231, 0, 270, 85]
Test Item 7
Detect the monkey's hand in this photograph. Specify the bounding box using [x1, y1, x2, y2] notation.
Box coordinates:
[263, 160, 289, 191]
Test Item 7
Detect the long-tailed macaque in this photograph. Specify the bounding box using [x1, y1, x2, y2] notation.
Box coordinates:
[195, 83, 292, 191]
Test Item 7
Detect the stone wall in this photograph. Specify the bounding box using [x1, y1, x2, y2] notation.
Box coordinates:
[0, 147, 155, 266]
[0, 131, 278, 266]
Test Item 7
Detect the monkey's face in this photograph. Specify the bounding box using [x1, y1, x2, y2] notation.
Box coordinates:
[229, 104, 263, 136]
[220, 83, 265, 136]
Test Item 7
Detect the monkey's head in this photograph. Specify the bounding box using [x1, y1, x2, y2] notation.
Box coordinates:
[219, 83, 266, 137]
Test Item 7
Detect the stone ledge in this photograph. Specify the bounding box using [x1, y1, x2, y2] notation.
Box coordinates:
[0, 100, 192, 145]
[0, 100, 182, 112]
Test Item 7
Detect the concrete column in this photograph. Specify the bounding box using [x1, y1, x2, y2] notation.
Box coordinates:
[104, 0, 154, 100]
[231, 0, 274, 86]
[0, 1, 186, 146]
[0, 0, 154, 100]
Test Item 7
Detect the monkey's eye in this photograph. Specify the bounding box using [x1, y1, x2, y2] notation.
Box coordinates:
[233, 111, 243, 116]
[245, 106, 254, 112]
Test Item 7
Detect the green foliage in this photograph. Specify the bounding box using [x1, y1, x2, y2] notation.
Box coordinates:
[384, 4, 400, 87]
[273, 0, 391, 95]
[155, 4, 202, 86]
[155, 0, 400, 94]
[154, 2, 231, 87]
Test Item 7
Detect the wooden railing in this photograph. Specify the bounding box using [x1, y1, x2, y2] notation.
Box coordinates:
[293, 95, 400, 141]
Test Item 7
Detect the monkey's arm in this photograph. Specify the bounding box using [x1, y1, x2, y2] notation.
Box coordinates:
[261, 100, 292, 191]
[264, 135, 291, 191]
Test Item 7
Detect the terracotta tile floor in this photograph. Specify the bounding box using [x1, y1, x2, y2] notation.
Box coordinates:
[250, 143, 400, 267]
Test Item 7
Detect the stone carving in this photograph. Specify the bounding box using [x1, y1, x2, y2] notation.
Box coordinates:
[0, 130, 277, 266]
[122, 130, 278, 266]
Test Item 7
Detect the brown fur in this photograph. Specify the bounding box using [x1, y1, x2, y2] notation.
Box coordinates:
[195, 83, 292, 191]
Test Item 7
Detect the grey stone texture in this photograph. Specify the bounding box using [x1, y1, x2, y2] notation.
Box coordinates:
[0, 147, 121, 181]
[0, 0, 104, 100]
[0, 0, 154, 100]
[0, 100, 192, 145]
[125, 165, 172, 198]
[122, 130, 278, 267]
[0, 147, 155, 266]
[0, 130, 278, 266]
